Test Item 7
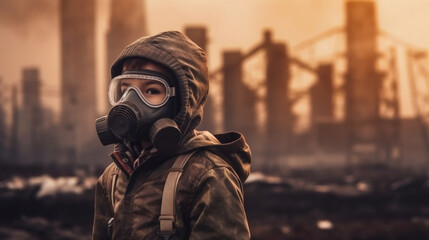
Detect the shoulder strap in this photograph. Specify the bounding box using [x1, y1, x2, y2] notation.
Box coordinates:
[158, 150, 197, 240]
[109, 166, 119, 210]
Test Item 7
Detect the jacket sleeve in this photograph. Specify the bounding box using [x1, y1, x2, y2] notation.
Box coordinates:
[92, 178, 112, 240]
[189, 166, 251, 240]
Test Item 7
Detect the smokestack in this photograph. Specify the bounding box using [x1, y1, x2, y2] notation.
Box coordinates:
[19, 68, 44, 164]
[106, 0, 147, 110]
[60, 0, 97, 164]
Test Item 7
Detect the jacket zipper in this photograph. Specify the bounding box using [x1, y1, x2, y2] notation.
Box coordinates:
[107, 217, 114, 240]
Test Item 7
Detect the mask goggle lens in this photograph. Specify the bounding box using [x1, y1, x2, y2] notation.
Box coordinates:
[108, 73, 175, 107]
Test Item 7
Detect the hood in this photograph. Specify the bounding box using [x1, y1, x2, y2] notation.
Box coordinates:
[179, 130, 252, 183]
[111, 31, 209, 141]
[110, 31, 251, 181]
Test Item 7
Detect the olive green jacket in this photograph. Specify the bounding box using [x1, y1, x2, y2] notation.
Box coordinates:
[92, 31, 251, 239]
[92, 131, 251, 239]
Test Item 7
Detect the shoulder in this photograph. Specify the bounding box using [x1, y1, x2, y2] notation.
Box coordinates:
[179, 150, 242, 192]
[188, 149, 231, 170]
[97, 162, 118, 190]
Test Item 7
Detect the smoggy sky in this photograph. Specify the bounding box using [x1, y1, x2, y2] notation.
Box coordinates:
[0, 0, 429, 124]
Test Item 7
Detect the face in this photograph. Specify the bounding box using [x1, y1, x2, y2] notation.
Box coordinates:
[121, 59, 176, 106]
[120, 78, 167, 105]
[116, 58, 178, 146]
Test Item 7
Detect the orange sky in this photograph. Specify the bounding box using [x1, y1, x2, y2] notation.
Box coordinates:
[0, 0, 428, 125]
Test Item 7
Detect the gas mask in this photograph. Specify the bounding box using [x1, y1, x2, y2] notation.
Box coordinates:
[95, 70, 182, 155]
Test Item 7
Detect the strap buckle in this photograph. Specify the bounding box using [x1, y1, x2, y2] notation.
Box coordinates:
[157, 229, 176, 240]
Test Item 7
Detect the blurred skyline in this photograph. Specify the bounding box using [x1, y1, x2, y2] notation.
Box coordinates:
[1, 2, 429, 238]
[1, 0, 429, 124]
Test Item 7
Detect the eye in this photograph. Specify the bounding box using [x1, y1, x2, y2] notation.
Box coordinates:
[120, 83, 131, 93]
[146, 88, 161, 95]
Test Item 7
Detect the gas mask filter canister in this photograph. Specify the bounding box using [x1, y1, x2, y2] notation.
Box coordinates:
[95, 70, 181, 155]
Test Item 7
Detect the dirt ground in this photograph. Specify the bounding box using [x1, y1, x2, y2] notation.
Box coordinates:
[0, 164, 428, 240]
[245, 166, 429, 240]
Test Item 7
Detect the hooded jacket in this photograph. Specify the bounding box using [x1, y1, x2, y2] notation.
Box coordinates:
[92, 31, 252, 240]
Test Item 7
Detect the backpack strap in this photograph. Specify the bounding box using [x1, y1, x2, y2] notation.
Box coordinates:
[158, 151, 197, 240]
[110, 171, 119, 209]
[107, 166, 119, 240]
[105, 165, 119, 210]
